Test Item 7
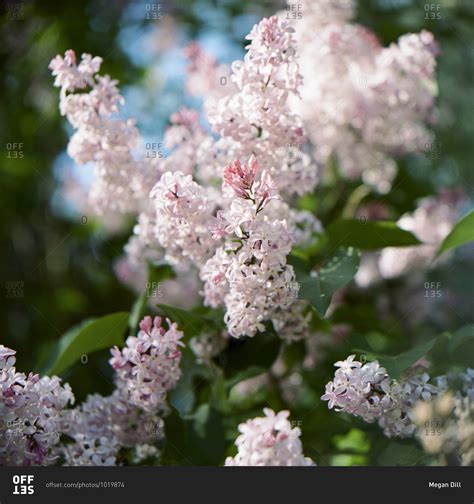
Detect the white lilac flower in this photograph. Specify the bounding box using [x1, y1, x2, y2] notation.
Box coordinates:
[0, 345, 74, 466]
[321, 354, 442, 438]
[225, 408, 315, 466]
[60, 391, 162, 466]
[204, 16, 319, 194]
[201, 158, 298, 338]
[49, 50, 157, 215]
[110, 316, 184, 413]
[289, 0, 438, 193]
[271, 300, 312, 342]
[150, 171, 218, 267]
[184, 42, 236, 103]
[161, 108, 208, 177]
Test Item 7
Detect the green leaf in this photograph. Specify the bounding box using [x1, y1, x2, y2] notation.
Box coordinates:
[170, 352, 212, 416]
[162, 405, 226, 465]
[327, 219, 421, 250]
[156, 304, 221, 340]
[448, 324, 474, 353]
[220, 330, 281, 381]
[296, 247, 361, 317]
[129, 264, 175, 332]
[437, 210, 474, 257]
[186, 405, 226, 465]
[355, 337, 437, 378]
[42, 312, 129, 376]
[377, 441, 427, 466]
[161, 408, 190, 465]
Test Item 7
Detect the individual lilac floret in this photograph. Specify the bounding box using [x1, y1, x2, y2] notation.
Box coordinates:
[110, 316, 184, 413]
[225, 408, 315, 466]
[321, 355, 440, 438]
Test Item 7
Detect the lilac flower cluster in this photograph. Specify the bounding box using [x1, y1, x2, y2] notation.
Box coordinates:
[49, 51, 156, 215]
[1, 314, 184, 467]
[200, 158, 299, 338]
[288, 0, 438, 193]
[60, 392, 162, 466]
[0, 346, 74, 466]
[321, 355, 440, 438]
[49, 7, 444, 345]
[110, 316, 184, 413]
[225, 408, 315, 466]
[59, 315, 184, 466]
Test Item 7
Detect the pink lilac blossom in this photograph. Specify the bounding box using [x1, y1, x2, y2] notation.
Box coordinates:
[322, 355, 441, 438]
[161, 108, 208, 177]
[201, 158, 298, 338]
[0, 346, 74, 466]
[49, 50, 159, 215]
[61, 391, 162, 466]
[185, 43, 236, 103]
[150, 171, 219, 266]
[110, 316, 184, 413]
[289, 0, 438, 193]
[225, 408, 315, 466]
[203, 16, 320, 194]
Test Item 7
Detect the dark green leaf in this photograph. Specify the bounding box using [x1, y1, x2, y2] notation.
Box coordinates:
[448, 324, 474, 353]
[437, 210, 474, 257]
[377, 442, 427, 466]
[220, 330, 281, 380]
[42, 312, 129, 376]
[186, 405, 227, 465]
[355, 337, 437, 378]
[296, 247, 361, 317]
[162, 405, 226, 465]
[327, 219, 421, 250]
[161, 408, 190, 465]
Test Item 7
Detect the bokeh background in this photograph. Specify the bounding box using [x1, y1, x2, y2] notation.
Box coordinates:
[1, 0, 473, 464]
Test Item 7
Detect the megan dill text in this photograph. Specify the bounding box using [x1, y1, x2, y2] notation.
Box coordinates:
[429, 482, 462, 489]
